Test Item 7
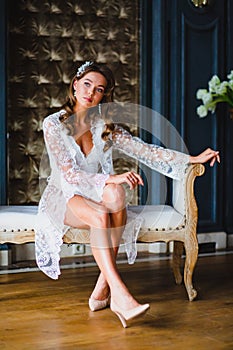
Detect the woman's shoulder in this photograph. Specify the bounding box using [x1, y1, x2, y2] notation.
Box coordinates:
[43, 109, 66, 127]
[45, 109, 66, 122]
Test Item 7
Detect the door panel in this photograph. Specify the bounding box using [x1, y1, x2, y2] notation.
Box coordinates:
[140, 0, 232, 233]
[170, 0, 226, 232]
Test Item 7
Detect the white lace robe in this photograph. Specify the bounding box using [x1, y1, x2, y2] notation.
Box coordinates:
[35, 110, 190, 279]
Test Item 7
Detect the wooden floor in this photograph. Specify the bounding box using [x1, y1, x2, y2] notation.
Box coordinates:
[0, 253, 233, 350]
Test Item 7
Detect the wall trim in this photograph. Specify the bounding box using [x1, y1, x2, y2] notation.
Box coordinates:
[227, 234, 233, 248]
[0, 0, 7, 204]
[197, 232, 227, 250]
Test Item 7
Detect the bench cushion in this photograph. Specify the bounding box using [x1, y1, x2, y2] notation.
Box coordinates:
[130, 205, 184, 230]
[0, 206, 37, 231]
[0, 205, 184, 232]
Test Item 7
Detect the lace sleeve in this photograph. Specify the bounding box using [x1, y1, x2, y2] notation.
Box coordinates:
[43, 115, 109, 197]
[112, 126, 190, 180]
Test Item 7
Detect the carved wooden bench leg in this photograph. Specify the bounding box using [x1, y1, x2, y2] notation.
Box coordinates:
[172, 241, 184, 285]
[184, 234, 199, 301]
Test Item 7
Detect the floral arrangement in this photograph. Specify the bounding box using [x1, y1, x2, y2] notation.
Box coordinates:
[196, 70, 233, 117]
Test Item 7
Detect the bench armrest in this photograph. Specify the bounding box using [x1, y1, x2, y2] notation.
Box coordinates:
[172, 163, 205, 215]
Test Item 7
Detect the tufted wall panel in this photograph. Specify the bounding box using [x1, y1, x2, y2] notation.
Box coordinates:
[7, 0, 140, 205]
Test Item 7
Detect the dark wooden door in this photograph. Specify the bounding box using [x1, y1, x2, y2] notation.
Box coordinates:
[140, 0, 233, 235]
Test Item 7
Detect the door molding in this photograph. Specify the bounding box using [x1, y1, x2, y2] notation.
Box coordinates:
[0, 0, 7, 205]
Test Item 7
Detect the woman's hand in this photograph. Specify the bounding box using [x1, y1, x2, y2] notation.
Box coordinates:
[189, 148, 220, 167]
[106, 172, 144, 190]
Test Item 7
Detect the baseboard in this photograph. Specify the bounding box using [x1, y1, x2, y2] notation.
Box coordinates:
[197, 231, 227, 250]
[10, 242, 87, 262]
[168, 231, 228, 253]
[227, 234, 233, 248]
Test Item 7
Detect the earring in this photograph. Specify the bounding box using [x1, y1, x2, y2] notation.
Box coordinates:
[98, 103, 102, 115]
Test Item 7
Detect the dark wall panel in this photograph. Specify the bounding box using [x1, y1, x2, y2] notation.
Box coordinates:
[181, 10, 222, 227]
[6, 0, 140, 205]
[141, 0, 232, 233]
[165, 0, 228, 232]
[0, 0, 7, 205]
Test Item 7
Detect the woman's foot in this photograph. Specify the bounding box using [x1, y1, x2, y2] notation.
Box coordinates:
[89, 272, 110, 311]
[110, 299, 150, 328]
[89, 294, 111, 312]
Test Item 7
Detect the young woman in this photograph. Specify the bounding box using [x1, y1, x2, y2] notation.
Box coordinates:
[35, 61, 220, 328]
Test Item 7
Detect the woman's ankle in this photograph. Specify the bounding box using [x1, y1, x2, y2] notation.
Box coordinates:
[90, 287, 110, 301]
[110, 290, 140, 310]
[91, 275, 110, 300]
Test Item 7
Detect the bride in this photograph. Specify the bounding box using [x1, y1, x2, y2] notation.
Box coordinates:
[35, 61, 220, 327]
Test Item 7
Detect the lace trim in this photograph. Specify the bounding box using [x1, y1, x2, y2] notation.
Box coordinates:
[35, 212, 63, 280]
[112, 126, 189, 180]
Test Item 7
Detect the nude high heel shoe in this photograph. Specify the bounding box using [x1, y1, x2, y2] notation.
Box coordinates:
[110, 300, 150, 328]
[89, 295, 110, 312]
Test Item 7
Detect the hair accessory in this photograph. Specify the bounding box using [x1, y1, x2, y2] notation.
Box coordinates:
[77, 61, 93, 77]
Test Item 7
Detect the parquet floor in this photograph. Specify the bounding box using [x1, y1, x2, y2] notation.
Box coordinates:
[0, 253, 233, 350]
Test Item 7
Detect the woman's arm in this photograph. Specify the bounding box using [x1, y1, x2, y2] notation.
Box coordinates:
[112, 125, 189, 180]
[112, 126, 220, 180]
[189, 148, 220, 166]
[43, 115, 109, 193]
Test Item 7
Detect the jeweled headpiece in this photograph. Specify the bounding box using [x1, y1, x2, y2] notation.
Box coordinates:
[76, 61, 93, 77]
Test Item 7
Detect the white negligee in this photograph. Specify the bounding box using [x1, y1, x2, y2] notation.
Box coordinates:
[35, 110, 190, 279]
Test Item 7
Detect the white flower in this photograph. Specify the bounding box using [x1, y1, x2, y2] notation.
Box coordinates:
[208, 75, 220, 93]
[227, 70, 233, 80]
[228, 80, 233, 90]
[197, 105, 208, 118]
[202, 92, 213, 104]
[196, 70, 233, 117]
[196, 89, 208, 100]
[215, 81, 228, 95]
[196, 70, 233, 118]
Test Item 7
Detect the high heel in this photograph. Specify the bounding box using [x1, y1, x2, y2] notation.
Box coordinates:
[110, 301, 150, 328]
[89, 295, 110, 312]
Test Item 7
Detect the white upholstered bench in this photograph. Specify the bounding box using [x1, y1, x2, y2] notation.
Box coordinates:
[0, 163, 205, 301]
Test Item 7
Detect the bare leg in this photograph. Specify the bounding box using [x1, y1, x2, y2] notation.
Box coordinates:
[90, 226, 139, 310]
[90, 224, 150, 328]
[90, 208, 127, 301]
[64, 190, 140, 310]
[90, 184, 127, 301]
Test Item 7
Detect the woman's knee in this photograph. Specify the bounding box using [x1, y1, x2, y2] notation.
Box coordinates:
[102, 184, 126, 212]
[93, 211, 109, 229]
